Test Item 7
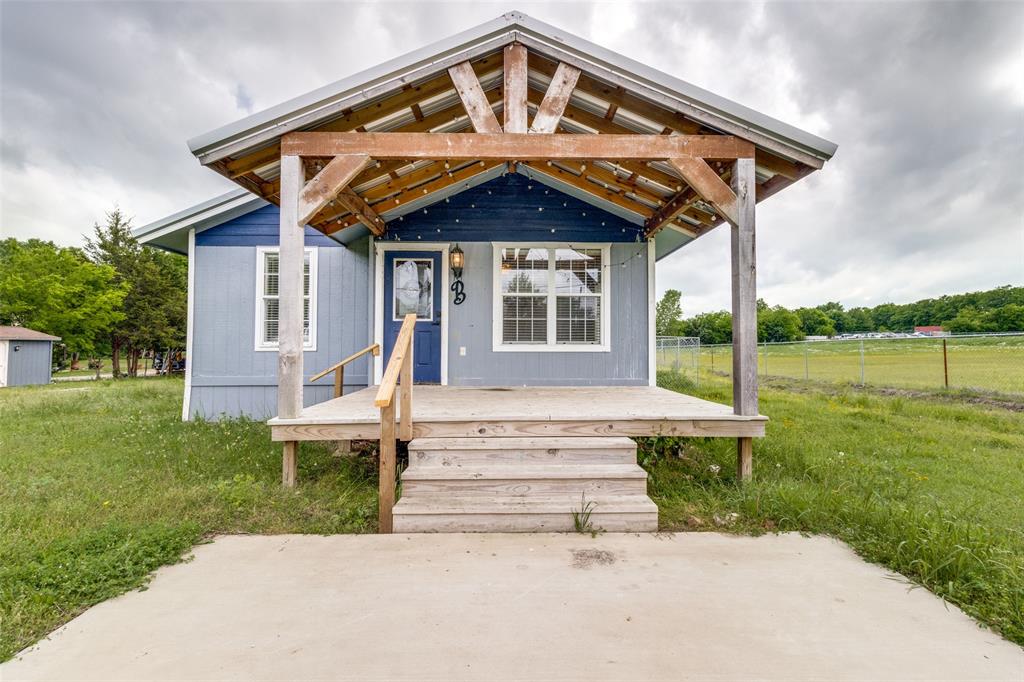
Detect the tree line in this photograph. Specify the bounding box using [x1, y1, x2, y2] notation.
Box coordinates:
[0, 210, 186, 376]
[655, 285, 1024, 344]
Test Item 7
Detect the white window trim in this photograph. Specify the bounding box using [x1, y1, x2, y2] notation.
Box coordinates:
[254, 246, 318, 352]
[491, 242, 611, 353]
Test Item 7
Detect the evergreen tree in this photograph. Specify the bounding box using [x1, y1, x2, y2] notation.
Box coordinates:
[85, 209, 187, 377]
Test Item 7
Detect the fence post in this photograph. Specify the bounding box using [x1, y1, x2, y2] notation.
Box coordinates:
[763, 341, 768, 377]
[942, 338, 949, 389]
[859, 339, 865, 384]
[695, 339, 701, 387]
[804, 344, 809, 380]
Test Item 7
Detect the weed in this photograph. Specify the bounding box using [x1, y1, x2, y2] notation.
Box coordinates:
[571, 493, 597, 535]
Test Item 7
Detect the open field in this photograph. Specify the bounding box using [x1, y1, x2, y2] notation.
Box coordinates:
[659, 334, 1024, 396]
[1, 376, 1022, 660]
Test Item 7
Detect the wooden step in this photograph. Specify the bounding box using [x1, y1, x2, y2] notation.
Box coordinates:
[400, 464, 649, 496]
[394, 436, 658, 533]
[392, 494, 658, 533]
[407, 437, 637, 466]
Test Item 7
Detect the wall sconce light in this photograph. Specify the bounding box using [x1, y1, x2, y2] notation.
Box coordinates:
[449, 243, 466, 305]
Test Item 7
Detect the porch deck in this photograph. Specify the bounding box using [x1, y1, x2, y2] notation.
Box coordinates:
[268, 385, 766, 442]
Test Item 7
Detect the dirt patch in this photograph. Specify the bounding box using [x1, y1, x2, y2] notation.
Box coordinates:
[571, 549, 616, 569]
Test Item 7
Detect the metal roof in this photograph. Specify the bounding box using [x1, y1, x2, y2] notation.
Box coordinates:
[132, 189, 268, 253]
[188, 11, 836, 168]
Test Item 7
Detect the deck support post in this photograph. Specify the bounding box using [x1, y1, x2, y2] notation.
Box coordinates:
[282, 441, 298, 487]
[730, 156, 757, 482]
[379, 401, 396, 533]
[279, 154, 305, 485]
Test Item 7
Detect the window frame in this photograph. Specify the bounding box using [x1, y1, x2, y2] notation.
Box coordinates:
[491, 242, 611, 353]
[254, 246, 318, 352]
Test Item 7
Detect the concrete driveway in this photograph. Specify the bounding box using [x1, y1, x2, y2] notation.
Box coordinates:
[4, 533, 1022, 681]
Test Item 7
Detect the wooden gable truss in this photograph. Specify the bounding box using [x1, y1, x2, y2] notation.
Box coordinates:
[208, 46, 817, 246]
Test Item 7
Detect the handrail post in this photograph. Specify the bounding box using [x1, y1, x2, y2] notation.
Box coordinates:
[334, 365, 344, 399]
[378, 400, 396, 533]
[399, 343, 413, 440]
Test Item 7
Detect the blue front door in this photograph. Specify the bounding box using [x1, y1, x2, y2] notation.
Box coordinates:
[383, 251, 442, 383]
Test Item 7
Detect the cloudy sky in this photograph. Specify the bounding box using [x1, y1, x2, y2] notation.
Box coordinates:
[2, 1, 1021, 314]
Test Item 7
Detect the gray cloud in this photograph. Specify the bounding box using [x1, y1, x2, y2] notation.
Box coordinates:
[1, 1, 1021, 314]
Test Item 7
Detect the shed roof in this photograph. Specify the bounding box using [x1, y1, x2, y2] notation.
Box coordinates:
[0, 326, 61, 342]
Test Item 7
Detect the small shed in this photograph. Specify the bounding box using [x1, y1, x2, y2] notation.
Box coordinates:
[0, 327, 61, 388]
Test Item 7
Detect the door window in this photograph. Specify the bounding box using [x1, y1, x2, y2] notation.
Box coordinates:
[393, 258, 433, 321]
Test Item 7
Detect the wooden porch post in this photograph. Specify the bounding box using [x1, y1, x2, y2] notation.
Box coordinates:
[730, 156, 757, 482]
[279, 154, 305, 486]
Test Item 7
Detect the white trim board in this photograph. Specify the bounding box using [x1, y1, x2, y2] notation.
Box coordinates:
[181, 229, 196, 419]
[647, 239, 656, 386]
[373, 242, 450, 385]
[491, 242, 612, 353]
[0, 339, 9, 388]
[254, 246, 318, 353]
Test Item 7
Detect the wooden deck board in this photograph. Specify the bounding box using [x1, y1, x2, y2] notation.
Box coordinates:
[268, 386, 766, 441]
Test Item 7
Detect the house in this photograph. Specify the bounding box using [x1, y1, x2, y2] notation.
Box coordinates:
[0, 327, 60, 388]
[135, 12, 835, 532]
[914, 325, 948, 337]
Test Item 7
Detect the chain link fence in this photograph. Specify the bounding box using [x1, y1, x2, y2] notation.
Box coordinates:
[655, 336, 701, 384]
[659, 333, 1024, 397]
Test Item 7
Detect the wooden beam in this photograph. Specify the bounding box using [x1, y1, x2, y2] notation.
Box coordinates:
[262, 89, 509, 201]
[530, 62, 581, 134]
[730, 156, 758, 419]
[666, 156, 739, 227]
[755, 150, 802, 181]
[224, 55, 501, 177]
[282, 132, 755, 160]
[282, 441, 297, 487]
[379, 400, 396, 533]
[644, 188, 702, 238]
[334, 187, 385, 236]
[297, 154, 369, 226]
[528, 53, 704, 135]
[278, 154, 305, 421]
[503, 43, 528, 133]
[321, 160, 505, 234]
[447, 61, 502, 134]
[737, 437, 753, 482]
[520, 162, 655, 218]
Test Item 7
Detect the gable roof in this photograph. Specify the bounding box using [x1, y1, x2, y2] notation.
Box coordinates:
[189, 11, 835, 166]
[0, 326, 60, 342]
[147, 11, 835, 256]
[133, 189, 268, 254]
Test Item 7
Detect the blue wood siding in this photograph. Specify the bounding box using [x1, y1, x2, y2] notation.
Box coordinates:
[195, 204, 342, 247]
[186, 173, 649, 419]
[380, 174, 645, 243]
[443, 242, 649, 386]
[6, 340, 53, 386]
[188, 235, 371, 420]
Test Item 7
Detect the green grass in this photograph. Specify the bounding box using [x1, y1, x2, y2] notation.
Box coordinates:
[660, 334, 1024, 396]
[1, 374, 1022, 659]
[646, 371, 1024, 645]
[0, 378, 377, 661]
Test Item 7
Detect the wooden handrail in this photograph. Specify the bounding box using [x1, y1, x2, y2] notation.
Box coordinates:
[375, 314, 416, 408]
[309, 343, 380, 399]
[376, 313, 416, 534]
